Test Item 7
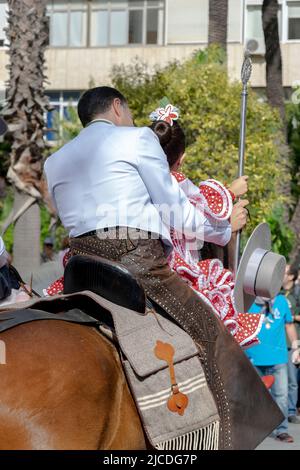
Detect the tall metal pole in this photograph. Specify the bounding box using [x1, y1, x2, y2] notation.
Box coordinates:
[234, 51, 252, 275]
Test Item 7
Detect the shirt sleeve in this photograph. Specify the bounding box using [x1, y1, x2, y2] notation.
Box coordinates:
[203, 218, 232, 246]
[173, 174, 232, 246]
[136, 127, 208, 242]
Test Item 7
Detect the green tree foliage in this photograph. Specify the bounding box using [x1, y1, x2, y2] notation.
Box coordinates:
[266, 204, 295, 259]
[50, 46, 291, 251]
[53, 106, 82, 146]
[0, 187, 14, 253]
[112, 46, 288, 237]
[286, 92, 300, 203]
[0, 192, 67, 255]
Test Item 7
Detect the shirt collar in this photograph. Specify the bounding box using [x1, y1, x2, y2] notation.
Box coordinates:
[86, 118, 115, 127]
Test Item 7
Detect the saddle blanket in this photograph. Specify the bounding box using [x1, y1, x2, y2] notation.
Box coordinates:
[98, 294, 220, 450]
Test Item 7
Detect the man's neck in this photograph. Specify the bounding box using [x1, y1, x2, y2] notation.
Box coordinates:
[86, 118, 115, 127]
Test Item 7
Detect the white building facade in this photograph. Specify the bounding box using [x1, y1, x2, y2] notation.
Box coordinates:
[0, 0, 299, 131]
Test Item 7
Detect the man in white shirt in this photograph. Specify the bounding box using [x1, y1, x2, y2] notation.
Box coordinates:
[45, 87, 246, 346]
[45, 87, 278, 448]
[45, 90, 238, 251]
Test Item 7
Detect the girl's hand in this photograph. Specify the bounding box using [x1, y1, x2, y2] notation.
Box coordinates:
[231, 199, 249, 232]
[229, 176, 249, 197]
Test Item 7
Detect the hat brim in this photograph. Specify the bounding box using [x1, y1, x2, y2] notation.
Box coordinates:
[234, 223, 271, 313]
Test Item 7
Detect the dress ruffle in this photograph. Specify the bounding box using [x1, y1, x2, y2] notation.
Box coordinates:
[170, 172, 262, 349]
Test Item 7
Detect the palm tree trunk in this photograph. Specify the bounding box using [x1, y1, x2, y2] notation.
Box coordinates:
[208, 0, 228, 50]
[288, 190, 300, 264]
[262, 0, 285, 125]
[262, 0, 292, 232]
[13, 190, 41, 281]
[4, 0, 50, 275]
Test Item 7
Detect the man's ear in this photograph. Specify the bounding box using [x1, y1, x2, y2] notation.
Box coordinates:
[112, 98, 122, 119]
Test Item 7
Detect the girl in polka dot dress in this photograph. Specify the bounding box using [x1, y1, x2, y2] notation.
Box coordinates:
[149, 104, 263, 349]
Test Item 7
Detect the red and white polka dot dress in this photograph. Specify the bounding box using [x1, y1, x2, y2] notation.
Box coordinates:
[44, 250, 71, 296]
[169, 172, 263, 350]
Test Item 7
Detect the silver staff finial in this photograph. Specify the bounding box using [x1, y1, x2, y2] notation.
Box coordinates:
[241, 50, 252, 86]
[234, 49, 253, 274]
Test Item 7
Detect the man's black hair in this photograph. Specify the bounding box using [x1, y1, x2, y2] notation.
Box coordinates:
[77, 86, 127, 127]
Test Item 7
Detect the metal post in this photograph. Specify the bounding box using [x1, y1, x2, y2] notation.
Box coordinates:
[234, 51, 252, 275]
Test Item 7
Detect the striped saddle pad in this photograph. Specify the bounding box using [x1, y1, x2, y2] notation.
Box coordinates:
[109, 300, 220, 450]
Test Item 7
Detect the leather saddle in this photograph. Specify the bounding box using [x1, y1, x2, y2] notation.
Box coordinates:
[64, 254, 146, 314]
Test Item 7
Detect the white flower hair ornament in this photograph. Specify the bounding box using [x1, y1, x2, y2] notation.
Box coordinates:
[149, 103, 180, 127]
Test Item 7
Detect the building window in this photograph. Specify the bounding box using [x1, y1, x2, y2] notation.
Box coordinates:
[48, 1, 88, 47]
[129, 9, 143, 44]
[147, 8, 159, 44]
[245, 2, 282, 52]
[90, 0, 164, 47]
[228, 0, 243, 42]
[167, 0, 208, 44]
[288, 1, 300, 39]
[48, 1, 165, 48]
[45, 91, 80, 141]
[246, 5, 265, 42]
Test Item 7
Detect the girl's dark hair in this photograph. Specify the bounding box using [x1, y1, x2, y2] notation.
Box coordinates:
[150, 120, 186, 168]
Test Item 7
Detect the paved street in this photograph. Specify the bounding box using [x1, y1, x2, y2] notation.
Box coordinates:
[257, 424, 300, 450]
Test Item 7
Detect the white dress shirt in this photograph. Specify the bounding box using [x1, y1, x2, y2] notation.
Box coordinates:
[44, 121, 231, 253]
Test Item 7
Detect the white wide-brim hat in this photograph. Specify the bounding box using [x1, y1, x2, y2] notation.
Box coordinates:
[234, 223, 286, 313]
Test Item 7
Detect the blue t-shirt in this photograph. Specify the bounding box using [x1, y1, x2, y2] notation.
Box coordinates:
[245, 295, 293, 366]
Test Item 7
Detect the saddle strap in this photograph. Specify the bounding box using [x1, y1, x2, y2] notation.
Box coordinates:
[0, 307, 100, 333]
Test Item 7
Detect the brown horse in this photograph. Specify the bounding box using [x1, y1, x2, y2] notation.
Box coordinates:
[0, 318, 146, 450]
